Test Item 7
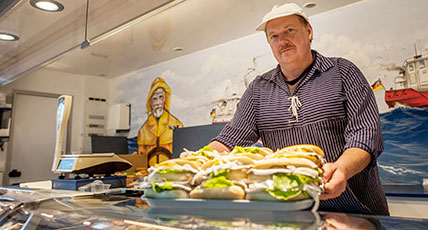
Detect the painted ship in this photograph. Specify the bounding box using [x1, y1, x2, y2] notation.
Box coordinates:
[210, 93, 240, 124]
[385, 53, 428, 108]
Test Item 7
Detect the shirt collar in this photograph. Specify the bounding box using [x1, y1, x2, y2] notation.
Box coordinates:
[312, 50, 334, 73]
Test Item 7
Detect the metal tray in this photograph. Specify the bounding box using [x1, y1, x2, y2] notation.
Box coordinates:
[141, 197, 314, 211]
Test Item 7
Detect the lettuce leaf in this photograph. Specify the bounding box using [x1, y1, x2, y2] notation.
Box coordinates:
[200, 146, 213, 152]
[232, 146, 246, 153]
[152, 181, 173, 193]
[203, 176, 234, 188]
[158, 169, 190, 174]
[190, 146, 214, 157]
[273, 173, 320, 188]
[231, 146, 261, 154]
[192, 152, 208, 157]
[265, 173, 320, 201]
[208, 169, 230, 178]
[243, 147, 261, 153]
[266, 188, 303, 201]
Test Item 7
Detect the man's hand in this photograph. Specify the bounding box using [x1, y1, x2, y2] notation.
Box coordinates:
[319, 148, 371, 200]
[208, 141, 231, 153]
[320, 163, 347, 200]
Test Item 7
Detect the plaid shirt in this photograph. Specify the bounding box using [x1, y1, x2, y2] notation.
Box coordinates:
[213, 51, 389, 215]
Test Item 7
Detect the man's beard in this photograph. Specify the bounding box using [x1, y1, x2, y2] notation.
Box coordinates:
[153, 108, 164, 118]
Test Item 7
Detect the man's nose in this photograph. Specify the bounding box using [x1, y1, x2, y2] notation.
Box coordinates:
[278, 32, 291, 43]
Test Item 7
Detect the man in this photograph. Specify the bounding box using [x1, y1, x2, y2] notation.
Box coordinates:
[138, 77, 183, 167]
[209, 3, 389, 215]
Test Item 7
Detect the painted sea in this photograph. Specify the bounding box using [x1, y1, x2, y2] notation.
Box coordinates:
[127, 107, 428, 185]
[378, 107, 428, 184]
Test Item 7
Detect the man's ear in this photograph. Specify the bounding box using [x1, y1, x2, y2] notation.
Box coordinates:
[307, 24, 313, 41]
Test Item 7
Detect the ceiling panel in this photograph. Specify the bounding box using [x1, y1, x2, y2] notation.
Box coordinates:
[0, 0, 362, 83]
[0, 0, 178, 84]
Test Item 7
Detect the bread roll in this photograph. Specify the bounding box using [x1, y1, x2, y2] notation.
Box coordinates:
[189, 185, 245, 200]
[149, 172, 194, 183]
[231, 152, 264, 160]
[247, 173, 272, 183]
[156, 158, 200, 170]
[252, 158, 317, 169]
[201, 156, 254, 170]
[259, 147, 274, 155]
[144, 188, 188, 199]
[278, 144, 325, 158]
[227, 168, 249, 181]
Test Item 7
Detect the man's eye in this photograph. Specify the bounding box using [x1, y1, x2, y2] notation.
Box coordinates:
[270, 34, 278, 40]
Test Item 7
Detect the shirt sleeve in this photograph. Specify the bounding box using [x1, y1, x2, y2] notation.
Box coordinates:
[339, 58, 384, 167]
[211, 83, 260, 149]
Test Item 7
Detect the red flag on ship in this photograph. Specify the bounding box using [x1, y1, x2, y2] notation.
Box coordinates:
[371, 79, 384, 92]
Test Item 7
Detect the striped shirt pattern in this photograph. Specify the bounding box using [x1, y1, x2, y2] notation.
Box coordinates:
[213, 51, 389, 215]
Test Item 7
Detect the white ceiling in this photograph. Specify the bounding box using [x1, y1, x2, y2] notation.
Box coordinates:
[0, 0, 362, 81]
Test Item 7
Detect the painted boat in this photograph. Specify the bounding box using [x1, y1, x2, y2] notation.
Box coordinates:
[385, 88, 428, 108]
[384, 53, 428, 108]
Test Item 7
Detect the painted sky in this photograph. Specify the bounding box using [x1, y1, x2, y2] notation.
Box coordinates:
[311, 0, 428, 111]
[113, 0, 428, 137]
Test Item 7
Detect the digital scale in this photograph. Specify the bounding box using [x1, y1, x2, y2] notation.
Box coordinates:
[51, 95, 132, 176]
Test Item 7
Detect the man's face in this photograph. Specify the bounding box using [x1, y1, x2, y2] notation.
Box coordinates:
[151, 88, 165, 118]
[266, 15, 313, 71]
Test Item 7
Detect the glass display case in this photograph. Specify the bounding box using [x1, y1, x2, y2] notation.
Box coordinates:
[0, 187, 427, 229]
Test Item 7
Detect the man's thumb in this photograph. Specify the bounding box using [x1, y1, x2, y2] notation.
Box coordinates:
[322, 163, 335, 181]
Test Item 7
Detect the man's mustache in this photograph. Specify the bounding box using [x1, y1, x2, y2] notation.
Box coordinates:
[280, 44, 294, 53]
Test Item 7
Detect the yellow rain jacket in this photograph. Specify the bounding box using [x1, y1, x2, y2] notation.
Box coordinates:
[137, 78, 183, 166]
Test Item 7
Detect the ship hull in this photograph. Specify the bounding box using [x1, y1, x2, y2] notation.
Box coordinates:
[385, 88, 428, 108]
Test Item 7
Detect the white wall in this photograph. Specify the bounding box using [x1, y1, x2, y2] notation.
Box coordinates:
[0, 68, 110, 153]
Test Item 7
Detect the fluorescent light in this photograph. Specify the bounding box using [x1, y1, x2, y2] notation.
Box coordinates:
[303, 2, 317, 9]
[0, 32, 19, 41]
[30, 0, 64, 12]
[172, 47, 184, 52]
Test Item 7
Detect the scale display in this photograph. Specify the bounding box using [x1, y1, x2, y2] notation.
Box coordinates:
[57, 159, 75, 171]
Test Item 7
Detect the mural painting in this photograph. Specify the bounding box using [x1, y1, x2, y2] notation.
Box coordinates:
[115, 0, 428, 184]
[137, 77, 183, 167]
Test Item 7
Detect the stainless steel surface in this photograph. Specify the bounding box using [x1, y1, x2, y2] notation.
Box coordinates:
[0, 187, 427, 229]
[143, 197, 314, 211]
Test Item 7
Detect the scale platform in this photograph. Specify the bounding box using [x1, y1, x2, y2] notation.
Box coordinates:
[56, 153, 131, 175]
[52, 176, 127, 191]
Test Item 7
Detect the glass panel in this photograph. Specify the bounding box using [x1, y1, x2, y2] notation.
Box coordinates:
[408, 63, 414, 72]
[419, 60, 426, 69]
[0, 0, 87, 84]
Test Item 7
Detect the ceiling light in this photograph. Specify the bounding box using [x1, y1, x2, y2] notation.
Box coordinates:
[0, 32, 19, 41]
[303, 2, 317, 9]
[172, 47, 184, 52]
[30, 0, 64, 12]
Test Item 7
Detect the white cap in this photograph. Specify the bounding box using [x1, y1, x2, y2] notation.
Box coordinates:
[256, 3, 309, 31]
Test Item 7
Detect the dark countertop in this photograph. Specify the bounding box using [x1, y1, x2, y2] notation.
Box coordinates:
[383, 184, 428, 197]
[1, 187, 428, 229]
